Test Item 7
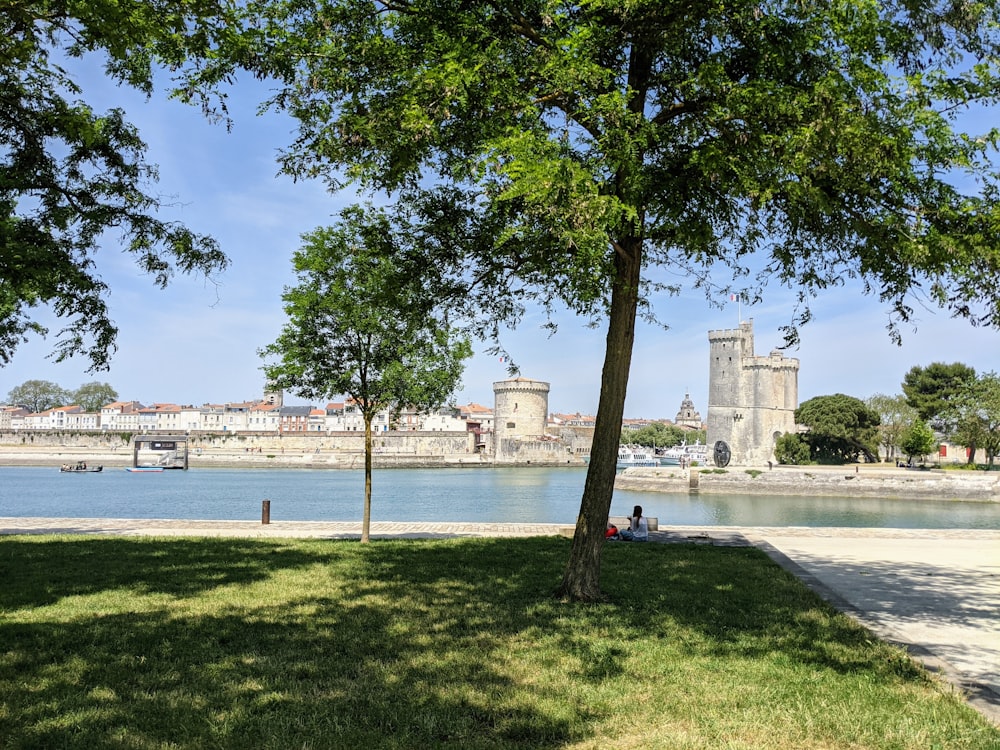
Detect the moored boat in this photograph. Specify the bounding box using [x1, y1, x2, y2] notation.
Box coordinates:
[125, 466, 164, 473]
[657, 440, 710, 466]
[616, 446, 659, 469]
[60, 463, 103, 473]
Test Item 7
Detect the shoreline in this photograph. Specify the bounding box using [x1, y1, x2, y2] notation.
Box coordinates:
[0, 446, 577, 470]
[3, 446, 999, 502]
[617, 465, 1000, 502]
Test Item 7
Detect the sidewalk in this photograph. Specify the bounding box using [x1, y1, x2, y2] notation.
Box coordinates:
[2, 517, 997, 725]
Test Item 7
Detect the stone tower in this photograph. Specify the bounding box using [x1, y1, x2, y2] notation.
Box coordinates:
[493, 377, 550, 454]
[262, 384, 283, 408]
[674, 392, 702, 429]
[707, 320, 799, 465]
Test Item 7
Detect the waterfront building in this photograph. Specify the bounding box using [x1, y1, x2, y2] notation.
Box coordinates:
[493, 377, 552, 460]
[0, 406, 28, 431]
[278, 405, 314, 433]
[248, 401, 281, 431]
[64, 407, 99, 431]
[100, 401, 143, 432]
[707, 319, 799, 466]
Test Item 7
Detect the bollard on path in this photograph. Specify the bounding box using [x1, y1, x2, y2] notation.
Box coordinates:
[262, 499, 270, 525]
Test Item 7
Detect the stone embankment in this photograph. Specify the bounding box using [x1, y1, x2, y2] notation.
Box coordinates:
[0, 445, 582, 469]
[616, 465, 1000, 502]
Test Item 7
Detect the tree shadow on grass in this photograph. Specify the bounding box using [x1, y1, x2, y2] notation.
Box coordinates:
[0, 535, 988, 749]
[0, 536, 330, 609]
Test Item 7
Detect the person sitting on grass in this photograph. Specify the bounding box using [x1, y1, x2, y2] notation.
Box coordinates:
[619, 505, 648, 542]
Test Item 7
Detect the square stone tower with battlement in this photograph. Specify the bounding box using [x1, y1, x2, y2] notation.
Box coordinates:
[707, 320, 799, 466]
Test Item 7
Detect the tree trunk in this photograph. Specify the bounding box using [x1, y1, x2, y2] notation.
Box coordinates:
[558, 239, 642, 601]
[362, 416, 373, 543]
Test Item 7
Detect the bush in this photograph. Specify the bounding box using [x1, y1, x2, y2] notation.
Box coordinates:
[774, 432, 811, 465]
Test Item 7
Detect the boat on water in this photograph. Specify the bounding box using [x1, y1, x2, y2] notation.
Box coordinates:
[125, 466, 164, 473]
[616, 446, 659, 469]
[657, 440, 711, 466]
[60, 463, 103, 473]
[581, 446, 659, 469]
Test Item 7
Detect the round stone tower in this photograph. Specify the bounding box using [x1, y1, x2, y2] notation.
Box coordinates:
[492, 377, 550, 453]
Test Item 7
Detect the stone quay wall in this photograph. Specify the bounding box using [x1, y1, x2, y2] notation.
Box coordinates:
[616, 465, 1000, 502]
[0, 430, 584, 468]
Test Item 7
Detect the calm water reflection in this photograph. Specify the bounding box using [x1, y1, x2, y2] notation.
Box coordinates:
[1, 466, 997, 529]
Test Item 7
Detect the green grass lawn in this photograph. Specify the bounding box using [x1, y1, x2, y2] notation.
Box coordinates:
[0, 535, 996, 749]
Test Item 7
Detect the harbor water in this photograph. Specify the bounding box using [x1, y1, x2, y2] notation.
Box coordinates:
[1, 466, 998, 529]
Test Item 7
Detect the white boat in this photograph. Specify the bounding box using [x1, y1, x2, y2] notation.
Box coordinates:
[580, 446, 659, 468]
[616, 446, 659, 469]
[657, 440, 711, 466]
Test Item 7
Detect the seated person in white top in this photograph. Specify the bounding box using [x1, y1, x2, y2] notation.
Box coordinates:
[619, 505, 648, 542]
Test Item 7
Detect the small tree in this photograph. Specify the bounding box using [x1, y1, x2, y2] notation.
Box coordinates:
[261, 206, 472, 542]
[900, 420, 938, 466]
[73, 382, 118, 413]
[5, 380, 72, 413]
[865, 393, 917, 462]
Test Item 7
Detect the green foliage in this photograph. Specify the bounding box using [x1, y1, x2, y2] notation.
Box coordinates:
[865, 393, 917, 463]
[260, 204, 473, 541]
[5, 379, 72, 413]
[183, 2, 1000, 598]
[946, 371, 1000, 468]
[261, 205, 472, 419]
[0, 2, 231, 370]
[900, 419, 938, 465]
[795, 395, 881, 464]
[774, 432, 812, 465]
[621, 422, 700, 448]
[745, 469, 762, 478]
[902, 363, 977, 425]
[71, 382, 118, 413]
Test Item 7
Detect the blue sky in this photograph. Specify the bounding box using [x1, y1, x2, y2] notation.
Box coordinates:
[4, 56, 999, 419]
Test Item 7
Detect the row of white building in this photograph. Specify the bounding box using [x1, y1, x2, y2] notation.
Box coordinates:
[0, 398, 612, 436]
[0, 398, 502, 435]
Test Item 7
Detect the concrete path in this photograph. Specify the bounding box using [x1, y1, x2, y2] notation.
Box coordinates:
[1, 518, 997, 725]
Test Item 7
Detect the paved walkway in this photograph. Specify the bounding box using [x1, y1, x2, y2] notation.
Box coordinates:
[2, 518, 997, 726]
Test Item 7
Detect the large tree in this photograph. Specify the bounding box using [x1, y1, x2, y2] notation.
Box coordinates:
[902, 362, 978, 426]
[72, 382, 118, 413]
[796, 394, 881, 464]
[0, 1, 232, 371]
[947, 372, 1000, 468]
[189, 1, 1000, 599]
[5, 380, 71, 413]
[261, 206, 472, 542]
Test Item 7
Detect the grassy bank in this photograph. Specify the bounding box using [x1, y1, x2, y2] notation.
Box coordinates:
[1, 536, 995, 749]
